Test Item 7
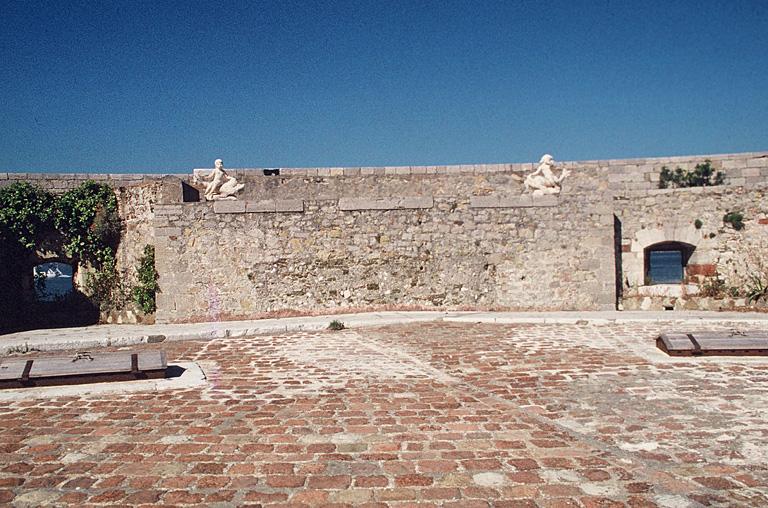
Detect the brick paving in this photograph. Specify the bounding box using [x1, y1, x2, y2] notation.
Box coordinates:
[1, 321, 768, 507]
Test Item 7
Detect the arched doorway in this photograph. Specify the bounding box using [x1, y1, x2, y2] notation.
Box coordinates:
[33, 261, 75, 301]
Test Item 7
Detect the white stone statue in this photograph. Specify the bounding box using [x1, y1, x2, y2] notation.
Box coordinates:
[194, 159, 245, 201]
[523, 154, 571, 196]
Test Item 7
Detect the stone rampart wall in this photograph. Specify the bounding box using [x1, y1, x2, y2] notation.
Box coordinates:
[153, 193, 615, 323]
[3, 151, 767, 324]
[205, 152, 768, 200]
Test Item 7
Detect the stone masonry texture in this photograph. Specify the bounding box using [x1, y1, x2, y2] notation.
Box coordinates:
[4, 151, 768, 323]
[1, 321, 767, 506]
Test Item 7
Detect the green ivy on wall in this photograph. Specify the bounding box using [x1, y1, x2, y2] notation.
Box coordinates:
[0, 182, 57, 249]
[0, 180, 126, 312]
[132, 244, 159, 314]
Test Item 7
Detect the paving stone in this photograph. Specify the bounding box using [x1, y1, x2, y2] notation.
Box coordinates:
[1, 321, 767, 506]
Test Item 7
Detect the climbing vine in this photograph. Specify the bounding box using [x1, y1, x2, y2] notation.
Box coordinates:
[0, 180, 125, 312]
[0, 182, 57, 249]
[132, 244, 159, 314]
[55, 181, 121, 265]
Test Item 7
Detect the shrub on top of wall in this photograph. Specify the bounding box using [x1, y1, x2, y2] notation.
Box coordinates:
[658, 160, 724, 189]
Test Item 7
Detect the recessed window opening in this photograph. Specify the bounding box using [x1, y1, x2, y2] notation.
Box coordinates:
[33, 262, 74, 301]
[644, 242, 694, 285]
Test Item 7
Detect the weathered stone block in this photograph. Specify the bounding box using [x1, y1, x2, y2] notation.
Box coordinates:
[156, 227, 183, 238]
[531, 195, 559, 207]
[275, 199, 304, 212]
[246, 200, 275, 212]
[742, 167, 761, 177]
[470, 195, 559, 208]
[338, 197, 433, 211]
[213, 201, 246, 213]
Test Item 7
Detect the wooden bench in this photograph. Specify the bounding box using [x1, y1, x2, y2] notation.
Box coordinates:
[657, 332, 768, 356]
[0, 351, 167, 389]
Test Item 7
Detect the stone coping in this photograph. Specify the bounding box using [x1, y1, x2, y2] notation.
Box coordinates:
[3, 310, 768, 355]
[615, 181, 768, 199]
[3, 151, 765, 179]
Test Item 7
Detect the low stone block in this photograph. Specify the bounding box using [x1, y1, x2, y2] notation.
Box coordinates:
[397, 197, 433, 209]
[469, 196, 502, 208]
[741, 167, 761, 177]
[531, 195, 559, 207]
[246, 200, 275, 212]
[156, 227, 183, 238]
[470, 195, 559, 208]
[213, 201, 246, 213]
[338, 197, 433, 211]
[275, 199, 304, 212]
[155, 205, 182, 216]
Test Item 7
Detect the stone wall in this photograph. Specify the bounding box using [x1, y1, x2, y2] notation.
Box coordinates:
[615, 184, 768, 310]
[3, 151, 767, 326]
[205, 151, 768, 200]
[0, 172, 180, 193]
[153, 190, 615, 323]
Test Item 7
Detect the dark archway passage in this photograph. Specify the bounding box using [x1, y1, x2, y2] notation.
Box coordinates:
[1, 252, 98, 334]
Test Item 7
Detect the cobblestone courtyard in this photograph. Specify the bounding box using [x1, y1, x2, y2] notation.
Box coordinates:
[2, 321, 767, 507]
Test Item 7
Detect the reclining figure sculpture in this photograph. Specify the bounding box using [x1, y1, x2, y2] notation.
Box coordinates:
[194, 159, 245, 201]
[524, 154, 570, 196]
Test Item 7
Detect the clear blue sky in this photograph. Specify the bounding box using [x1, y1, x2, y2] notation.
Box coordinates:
[1, 0, 767, 172]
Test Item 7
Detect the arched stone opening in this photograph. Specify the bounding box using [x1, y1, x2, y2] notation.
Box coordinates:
[0, 249, 99, 334]
[32, 261, 75, 301]
[620, 223, 721, 310]
[644, 241, 696, 285]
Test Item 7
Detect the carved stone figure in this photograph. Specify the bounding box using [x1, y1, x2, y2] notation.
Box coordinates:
[194, 159, 245, 201]
[523, 154, 571, 196]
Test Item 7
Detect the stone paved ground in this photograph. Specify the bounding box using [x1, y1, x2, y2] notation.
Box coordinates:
[1, 321, 767, 507]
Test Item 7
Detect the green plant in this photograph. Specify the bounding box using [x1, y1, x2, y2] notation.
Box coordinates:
[745, 273, 768, 304]
[0, 182, 56, 249]
[700, 276, 727, 298]
[658, 160, 724, 189]
[84, 249, 128, 312]
[132, 245, 159, 314]
[0, 180, 125, 313]
[723, 211, 745, 231]
[55, 181, 121, 264]
[694, 219, 703, 229]
[6, 343, 40, 355]
[328, 319, 345, 330]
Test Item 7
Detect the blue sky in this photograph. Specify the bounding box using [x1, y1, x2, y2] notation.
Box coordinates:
[1, 0, 766, 172]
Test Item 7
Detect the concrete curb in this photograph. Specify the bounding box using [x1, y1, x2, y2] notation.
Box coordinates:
[0, 361, 207, 401]
[2, 310, 768, 355]
[0, 312, 451, 355]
